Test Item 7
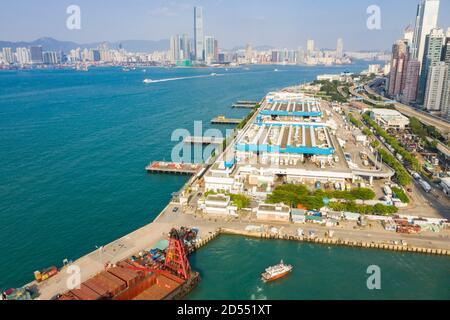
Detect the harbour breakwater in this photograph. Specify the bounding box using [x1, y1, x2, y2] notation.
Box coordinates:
[192, 228, 450, 257]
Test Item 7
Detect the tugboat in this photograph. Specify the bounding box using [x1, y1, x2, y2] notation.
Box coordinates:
[261, 260, 293, 283]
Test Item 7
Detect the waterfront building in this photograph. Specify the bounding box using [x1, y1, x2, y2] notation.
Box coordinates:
[256, 204, 291, 222]
[15, 47, 31, 65]
[204, 90, 396, 195]
[387, 40, 410, 97]
[2, 47, 14, 64]
[402, 59, 421, 104]
[411, 0, 440, 69]
[307, 39, 315, 57]
[336, 38, 344, 59]
[194, 6, 205, 61]
[43, 51, 59, 65]
[169, 35, 180, 62]
[204, 36, 217, 63]
[297, 47, 306, 65]
[418, 28, 445, 104]
[198, 194, 237, 216]
[30, 46, 43, 64]
[423, 62, 448, 112]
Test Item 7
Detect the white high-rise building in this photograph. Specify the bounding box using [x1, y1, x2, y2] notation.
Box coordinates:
[411, 0, 440, 70]
[307, 39, 315, 57]
[2, 47, 14, 64]
[194, 6, 205, 61]
[169, 35, 180, 62]
[336, 38, 344, 59]
[424, 62, 448, 111]
[403, 25, 414, 45]
[15, 47, 31, 64]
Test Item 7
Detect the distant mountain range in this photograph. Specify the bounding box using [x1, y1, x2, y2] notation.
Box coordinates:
[0, 37, 170, 52]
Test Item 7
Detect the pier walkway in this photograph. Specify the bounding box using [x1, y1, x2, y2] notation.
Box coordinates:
[145, 162, 203, 175]
[183, 136, 224, 145]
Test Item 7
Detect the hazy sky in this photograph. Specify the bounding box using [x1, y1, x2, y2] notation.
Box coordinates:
[1, 0, 449, 50]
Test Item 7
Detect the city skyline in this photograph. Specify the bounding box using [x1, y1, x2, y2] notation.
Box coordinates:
[1, 0, 450, 51]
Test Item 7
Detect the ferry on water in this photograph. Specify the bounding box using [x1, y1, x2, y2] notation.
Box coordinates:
[261, 260, 293, 282]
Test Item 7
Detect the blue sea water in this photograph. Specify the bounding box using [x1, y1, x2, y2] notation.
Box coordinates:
[1, 62, 448, 298]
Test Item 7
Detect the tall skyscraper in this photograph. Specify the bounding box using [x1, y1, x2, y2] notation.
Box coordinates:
[296, 47, 305, 65]
[417, 28, 445, 104]
[30, 46, 43, 64]
[170, 35, 180, 62]
[402, 59, 421, 103]
[336, 38, 344, 59]
[194, 6, 204, 61]
[307, 39, 315, 57]
[411, 0, 440, 69]
[423, 62, 448, 111]
[387, 40, 410, 97]
[180, 34, 190, 60]
[403, 25, 414, 45]
[245, 43, 253, 63]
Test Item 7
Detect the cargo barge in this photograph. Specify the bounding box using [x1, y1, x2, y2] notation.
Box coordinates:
[56, 228, 201, 300]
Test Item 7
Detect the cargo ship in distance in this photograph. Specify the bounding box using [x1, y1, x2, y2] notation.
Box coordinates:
[261, 260, 293, 283]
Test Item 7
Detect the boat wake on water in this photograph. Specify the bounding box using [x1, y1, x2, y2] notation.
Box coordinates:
[143, 73, 224, 84]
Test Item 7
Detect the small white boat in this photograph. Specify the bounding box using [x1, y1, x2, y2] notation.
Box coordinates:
[143, 79, 155, 84]
[274, 68, 279, 72]
[210, 73, 217, 76]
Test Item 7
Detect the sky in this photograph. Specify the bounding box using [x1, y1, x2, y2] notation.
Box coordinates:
[1, 0, 449, 51]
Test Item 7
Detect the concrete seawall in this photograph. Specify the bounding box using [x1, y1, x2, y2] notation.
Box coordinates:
[192, 228, 450, 257]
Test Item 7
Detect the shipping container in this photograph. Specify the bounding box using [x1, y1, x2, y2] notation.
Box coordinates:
[70, 283, 102, 300]
[107, 266, 142, 287]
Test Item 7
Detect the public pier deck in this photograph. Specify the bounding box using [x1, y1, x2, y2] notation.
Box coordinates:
[145, 162, 203, 175]
[183, 136, 224, 145]
[232, 101, 258, 109]
[211, 116, 242, 125]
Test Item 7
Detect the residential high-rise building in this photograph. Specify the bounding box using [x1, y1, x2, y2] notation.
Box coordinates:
[2, 47, 14, 64]
[170, 35, 180, 62]
[411, 0, 440, 69]
[441, 35, 450, 117]
[423, 62, 448, 111]
[307, 39, 315, 57]
[43, 51, 59, 65]
[387, 40, 410, 97]
[30, 46, 43, 64]
[401, 59, 421, 103]
[180, 34, 190, 60]
[245, 43, 253, 63]
[194, 6, 205, 61]
[204, 36, 217, 62]
[336, 38, 344, 59]
[15, 47, 31, 64]
[296, 47, 305, 65]
[417, 28, 445, 104]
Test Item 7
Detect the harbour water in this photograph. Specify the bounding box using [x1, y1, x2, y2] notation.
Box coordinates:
[1, 63, 449, 297]
[188, 235, 450, 300]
